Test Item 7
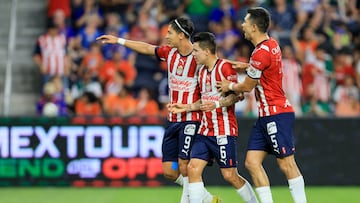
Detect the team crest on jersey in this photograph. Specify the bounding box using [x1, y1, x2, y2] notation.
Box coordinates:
[176, 65, 183, 75]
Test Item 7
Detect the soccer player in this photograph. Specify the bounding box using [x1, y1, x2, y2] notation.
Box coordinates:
[96, 17, 219, 203]
[216, 7, 307, 203]
[169, 32, 258, 203]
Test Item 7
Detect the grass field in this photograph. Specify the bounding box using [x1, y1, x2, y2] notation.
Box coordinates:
[0, 186, 359, 203]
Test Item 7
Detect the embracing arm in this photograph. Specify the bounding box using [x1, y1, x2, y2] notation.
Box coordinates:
[216, 76, 257, 93]
[96, 35, 156, 55]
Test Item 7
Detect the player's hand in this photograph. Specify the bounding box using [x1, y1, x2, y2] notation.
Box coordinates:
[216, 80, 231, 93]
[96, 35, 118, 44]
[200, 101, 216, 112]
[238, 92, 245, 101]
[168, 103, 188, 114]
[230, 61, 249, 71]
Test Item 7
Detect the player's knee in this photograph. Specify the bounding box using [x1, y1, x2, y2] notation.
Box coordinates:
[245, 158, 261, 172]
[221, 170, 237, 183]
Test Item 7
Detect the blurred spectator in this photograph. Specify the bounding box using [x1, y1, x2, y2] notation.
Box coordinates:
[185, 0, 216, 32]
[159, 0, 186, 21]
[282, 45, 303, 116]
[269, 0, 297, 46]
[102, 86, 137, 116]
[293, 0, 323, 29]
[70, 68, 103, 100]
[333, 75, 360, 117]
[73, 0, 104, 29]
[301, 44, 332, 103]
[53, 9, 76, 42]
[36, 81, 67, 116]
[76, 13, 103, 50]
[103, 70, 126, 96]
[79, 42, 104, 80]
[33, 21, 70, 87]
[135, 87, 159, 116]
[301, 84, 332, 117]
[129, 11, 159, 44]
[333, 47, 356, 85]
[74, 91, 102, 116]
[99, 51, 137, 87]
[47, 0, 71, 19]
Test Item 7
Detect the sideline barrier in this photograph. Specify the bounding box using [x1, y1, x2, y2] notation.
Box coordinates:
[0, 117, 358, 186]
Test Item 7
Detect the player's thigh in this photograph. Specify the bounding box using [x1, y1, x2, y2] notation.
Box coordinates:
[178, 121, 199, 160]
[263, 113, 296, 158]
[162, 122, 182, 162]
[211, 136, 238, 168]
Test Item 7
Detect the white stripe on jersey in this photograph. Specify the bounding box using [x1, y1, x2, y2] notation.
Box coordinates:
[257, 82, 270, 116]
[217, 61, 230, 135]
[200, 66, 209, 135]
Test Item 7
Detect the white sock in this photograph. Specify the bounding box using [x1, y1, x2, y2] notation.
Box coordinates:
[180, 177, 189, 203]
[288, 176, 307, 203]
[175, 174, 184, 186]
[189, 182, 205, 203]
[236, 181, 259, 203]
[255, 186, 273, 203]
[202, 186, 213, 203]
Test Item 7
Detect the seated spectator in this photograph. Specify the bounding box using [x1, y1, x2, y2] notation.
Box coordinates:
[333, 75, 360, 117]
[301, 84, 332, 117]
[102, 86, 137, 117]
[99, 51, 137, 87]
[135, 87, 159, 116]
[79, 42, 104, 80]
[104, 70, 126, 96]
[37, 82, 67, 116]
[74, 91, 102, 116]
[70, 68, 103, 100]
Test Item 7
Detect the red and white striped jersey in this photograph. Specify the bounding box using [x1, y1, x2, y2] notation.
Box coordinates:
[247, 38, 294, 117]
[198, 59, 238, 137]
[37, 34, 67, 76]
[156, 45, 201, 122]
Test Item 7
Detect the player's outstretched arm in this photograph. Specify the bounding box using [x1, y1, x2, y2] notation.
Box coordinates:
[96, 35, 156, 56]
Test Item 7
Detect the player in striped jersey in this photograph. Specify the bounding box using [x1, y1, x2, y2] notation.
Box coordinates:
[97, 17, 219, 203]
[216, 7, 307, 203]
[170, 32, 258, 203]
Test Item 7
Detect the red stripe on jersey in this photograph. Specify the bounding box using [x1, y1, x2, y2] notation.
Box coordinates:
[198, 59, 238, 136]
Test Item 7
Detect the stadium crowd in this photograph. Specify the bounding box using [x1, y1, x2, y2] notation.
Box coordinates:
[33, 0, 360, 118]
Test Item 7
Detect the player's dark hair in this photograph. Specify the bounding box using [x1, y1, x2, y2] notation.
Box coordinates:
[247, 7, 270, 33]
[169, 17, 194, 38]
[193, 32, 217, 54]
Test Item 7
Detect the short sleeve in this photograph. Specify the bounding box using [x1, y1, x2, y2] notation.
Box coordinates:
[155, 45, 172, 62]
[222, 62, 238, 83]
[247, 48, 270, 79]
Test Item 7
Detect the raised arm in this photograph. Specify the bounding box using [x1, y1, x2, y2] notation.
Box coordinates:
[96, 34, 156, 55]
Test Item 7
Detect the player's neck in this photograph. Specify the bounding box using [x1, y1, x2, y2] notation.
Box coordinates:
[178, 40, 193, 56]
[253, 33, 269, 47]
[206, 56, 219, 72]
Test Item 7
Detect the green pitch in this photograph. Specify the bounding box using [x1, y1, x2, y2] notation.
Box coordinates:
[0, 186, 359, 203]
